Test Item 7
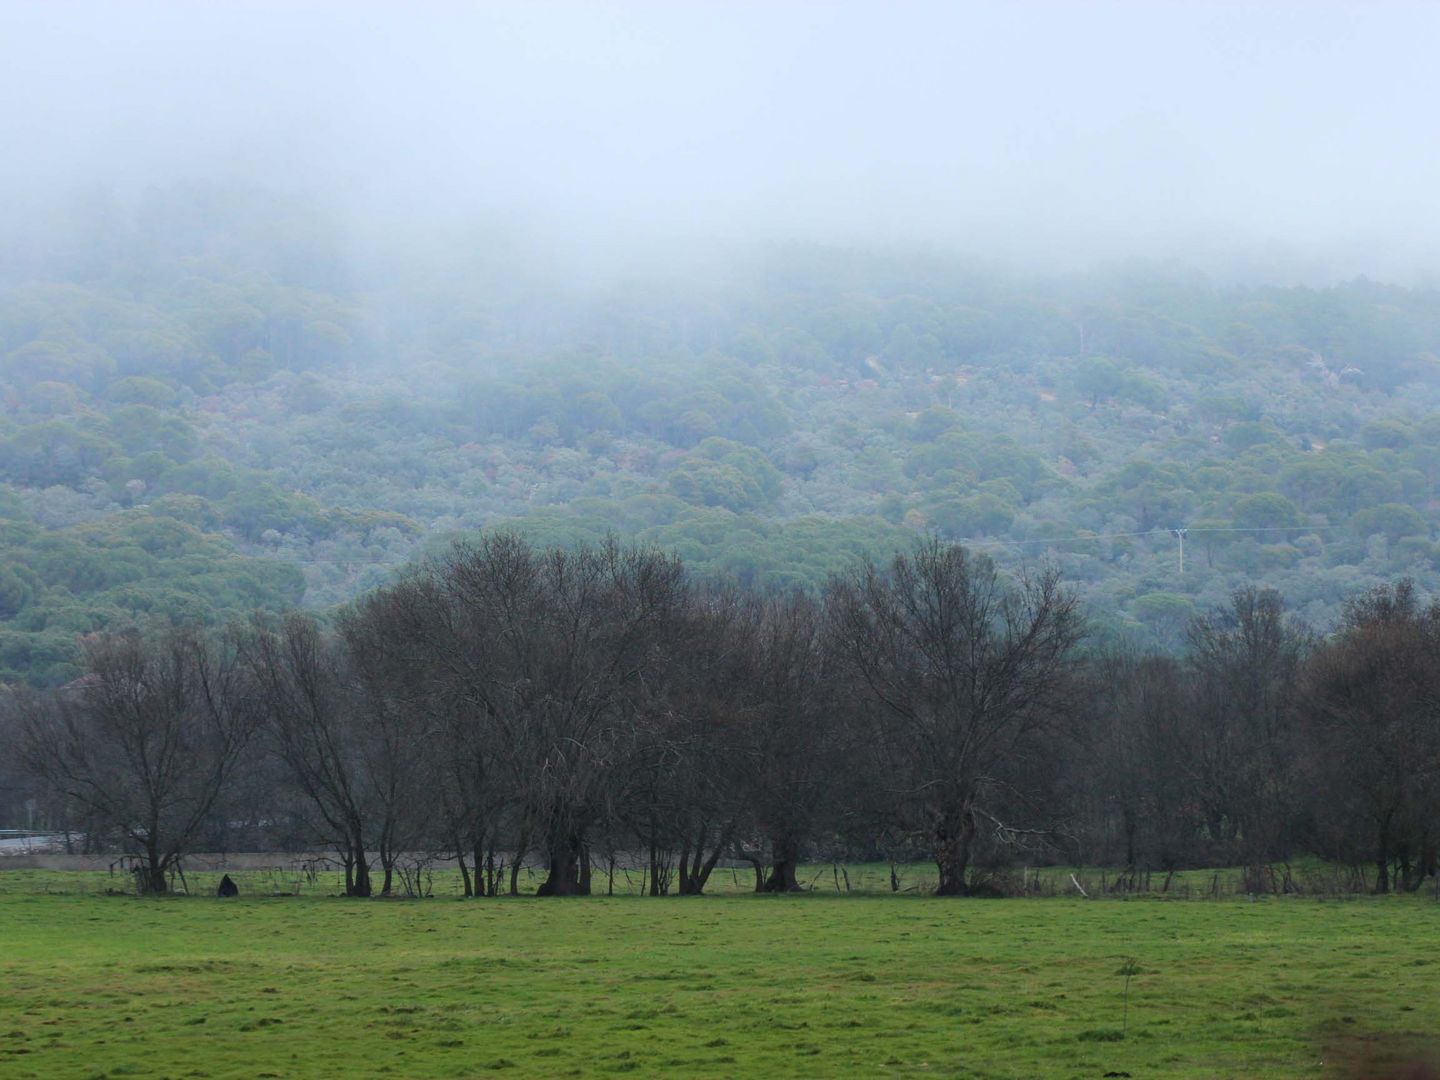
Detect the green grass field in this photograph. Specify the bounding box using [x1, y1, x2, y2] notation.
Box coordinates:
[2, 880, 1439, 1079]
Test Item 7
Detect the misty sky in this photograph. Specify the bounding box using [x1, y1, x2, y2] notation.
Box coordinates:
[3, 1, 1439, 279]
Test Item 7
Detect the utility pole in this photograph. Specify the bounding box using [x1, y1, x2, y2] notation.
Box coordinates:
[1172, 527, 1188, 575]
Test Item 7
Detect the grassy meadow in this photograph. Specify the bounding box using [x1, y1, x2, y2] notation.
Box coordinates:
[2, 874, 1439, 1079]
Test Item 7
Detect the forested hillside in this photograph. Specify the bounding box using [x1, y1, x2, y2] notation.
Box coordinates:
[3, 185, 1440, 683]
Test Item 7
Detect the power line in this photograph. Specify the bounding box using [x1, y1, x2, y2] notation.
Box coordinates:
[1190, 524, 1352, 535]
[954, 522, 1353, 550]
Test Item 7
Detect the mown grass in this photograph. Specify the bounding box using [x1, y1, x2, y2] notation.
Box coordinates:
[2, 882, 1438, 1078]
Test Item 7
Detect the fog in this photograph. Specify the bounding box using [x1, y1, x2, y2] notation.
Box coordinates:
[3, 1, 1438, 282]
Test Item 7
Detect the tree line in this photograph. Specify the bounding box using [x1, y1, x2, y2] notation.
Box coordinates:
[6, 534, 1437, 897]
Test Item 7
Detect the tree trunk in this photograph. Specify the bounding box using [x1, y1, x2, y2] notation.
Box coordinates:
[472, 839, 487, 896]
[537, 851, 584, 896]
[141, 846, 168, 895]
[1123, 807, 1137, 873]
[537, 832, 590, 896]
[1419, 835, 1437, 884]
[1399, 845, 1419, 893]
[692, 837, 726, 895]
[676, 838, 692, 895]
[680, 826, 728, 895]
[743, 856, 765, 892]
[762, 837, 802, 893]
[457, 847, 473, 898]
[350, 839, 373, 898]
[509, 826, 530, 896]
[146, 864, 169, 895]
[933, 808, 976, 897]
[1375, 823, 1391, 895]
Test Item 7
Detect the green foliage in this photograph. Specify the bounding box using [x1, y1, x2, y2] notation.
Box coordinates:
[10, 196, 1440, 668]
[0, 507, 303, 685]
[925, 492, 1015, 538]
[104, 375, 179, 406]
[220, 485, 323, 542]
[485, 508, 910, 592]
[668, 438, 783, 512]
[0, 564, 33, 617]
[107, 404, 199, 462]
[1232, 492, 1303, 532]
[0, 420, 116, 486]
[1351, 503, 1430, 545]
[1130, 592, 1195, 636]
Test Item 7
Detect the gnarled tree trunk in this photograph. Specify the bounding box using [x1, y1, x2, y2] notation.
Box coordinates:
[537, 831, 590, 896]
[140, 844, 169, 896]
[345, 836, 373, 897]
[933, 806, 977, 897]
[761, 837, 802, 892]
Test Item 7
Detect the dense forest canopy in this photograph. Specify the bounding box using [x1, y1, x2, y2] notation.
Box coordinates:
[2, 184, 1440, 683]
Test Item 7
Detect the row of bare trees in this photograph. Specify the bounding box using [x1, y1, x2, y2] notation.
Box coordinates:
[8, 534, 1440, 895]
[1080, 581, 1440, 893]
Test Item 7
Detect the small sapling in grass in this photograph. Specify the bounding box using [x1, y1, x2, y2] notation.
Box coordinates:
[1116, 956, 1142, 1037]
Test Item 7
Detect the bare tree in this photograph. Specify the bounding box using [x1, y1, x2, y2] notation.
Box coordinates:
[337, 595, 436, 895]
[827, 539, 1084, 895]
[14, 628, 256, 894]
[1301, 581, 1440, 892]
[665, 585, 761, 896]
[1184, 587, 1310, 861]
[0, 706, 41, 830]
[423, 534, 688, 896]
[359, 570, 518, 896]
[623, 586, 839, 895]
[742, 590, 841, 892]
[245, 614, 378, 896]
[1082, 651, 1194, 885]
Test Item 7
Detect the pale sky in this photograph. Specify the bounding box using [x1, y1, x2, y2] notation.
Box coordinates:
[3, 1, 1438, 279]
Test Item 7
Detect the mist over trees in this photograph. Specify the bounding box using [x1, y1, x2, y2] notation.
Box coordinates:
[10, 534, 1440, 899]
[6, 3, 1440, 275]
[5, 184, 1440, 691]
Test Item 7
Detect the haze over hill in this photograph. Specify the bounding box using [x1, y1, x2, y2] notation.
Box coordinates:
[0, 1, 1439, 684]
[4, 1, 1440, 279]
